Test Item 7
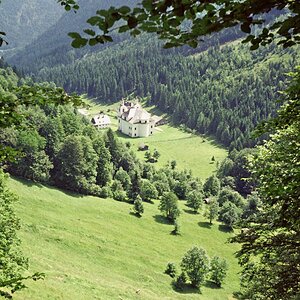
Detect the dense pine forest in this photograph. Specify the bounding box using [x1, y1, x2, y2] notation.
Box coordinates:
[20, 36, 299, 149]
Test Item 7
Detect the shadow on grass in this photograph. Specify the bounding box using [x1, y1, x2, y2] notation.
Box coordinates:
[153, 214, 173, 225]
[12, 176, 84, 198]
[15, 177, 43, 188]
[218, 224, 233, 233]
[129, 212, 142, 218]
[171, 282, 201, 295]
[204, 280, 222, 289]
[183, 208, 198, 215]
[198, 221, 212, 229]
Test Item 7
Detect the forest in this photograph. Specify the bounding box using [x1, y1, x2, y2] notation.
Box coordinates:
[0, 0, 299, 299]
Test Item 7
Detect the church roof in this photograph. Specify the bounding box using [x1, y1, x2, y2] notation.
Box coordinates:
[120, 102, 153, 124]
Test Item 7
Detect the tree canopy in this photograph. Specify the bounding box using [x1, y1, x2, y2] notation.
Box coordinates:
[59, 0, 300, 50]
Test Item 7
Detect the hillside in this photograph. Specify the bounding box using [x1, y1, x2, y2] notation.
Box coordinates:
[0, 0, 64, 50]
[82, 101, 227, 179]
[31, 34, 300, 149]
[9, 177, 240, 300]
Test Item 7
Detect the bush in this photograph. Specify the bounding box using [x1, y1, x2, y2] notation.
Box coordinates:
[172, 220, 181, 235]
[174, 272, 188, 291]
[165, 262, 177, 278]
[113, 190, 127, 202]
[99, 186, 112, 198]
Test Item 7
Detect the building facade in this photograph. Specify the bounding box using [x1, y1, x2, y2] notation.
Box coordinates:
[118, 101, 155, 137]
[91, 113, 111, 129]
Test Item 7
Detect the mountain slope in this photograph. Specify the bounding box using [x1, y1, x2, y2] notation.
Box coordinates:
[0, 0, 64, 50]
[7, 0, 137, 69]
[9, 177, 240, 300]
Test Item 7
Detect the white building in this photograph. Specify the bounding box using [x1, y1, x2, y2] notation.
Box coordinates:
[91, 113, 111, 129]
[118, 101, 155, 137]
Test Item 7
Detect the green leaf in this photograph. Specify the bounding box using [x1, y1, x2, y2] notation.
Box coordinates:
[102, 35, 113, 42]
[87, 16, 101, 26]
[188, 40, 198, 48]
[119, 25, 130, 33]
[88, 38, 98, 46]
[118, 6, 131, 15]
[68, 32, 81, 39]
[71, 38, 88, 48]
[83, 29, 96, 36]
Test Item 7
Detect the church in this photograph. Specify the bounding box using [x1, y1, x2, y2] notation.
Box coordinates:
[117, 101, 155, 137]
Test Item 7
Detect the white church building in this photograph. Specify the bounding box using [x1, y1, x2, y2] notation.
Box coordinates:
[118, 101, 155, 137]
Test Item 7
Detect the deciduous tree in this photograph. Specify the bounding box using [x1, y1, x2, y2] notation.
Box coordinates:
[180, 246, 210, 288]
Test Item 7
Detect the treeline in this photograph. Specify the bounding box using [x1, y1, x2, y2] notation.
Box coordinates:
[31, 35, 300, 150]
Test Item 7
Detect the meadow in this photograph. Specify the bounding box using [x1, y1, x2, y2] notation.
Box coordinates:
[83, 101, 227, 179]
[9, 178, 240, 300]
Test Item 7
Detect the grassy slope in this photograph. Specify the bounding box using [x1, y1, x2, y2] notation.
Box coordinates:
[9, 178, 240, 300]
[83, 101, 227, 179]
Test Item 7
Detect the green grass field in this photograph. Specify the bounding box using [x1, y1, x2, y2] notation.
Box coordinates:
[9, 178, 240, 300]
[81, 101, 227, 179]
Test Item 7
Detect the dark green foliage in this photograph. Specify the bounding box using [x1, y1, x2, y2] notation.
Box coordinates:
[172, 219, 181, 236]
[140, 180, 158, 202]
[217, 187, 245, 209]
[93, 138, 112, 187]
[15, 31, 300, 150]
[159, 192, 180, 222]
[180, 246, 210, 288]
[133, 195, 144, 217]
[186, 190, 203, 213]
[219, 201, 241, 228]
[203, 175, 220, 197]
[170, 160, 177, 170]
[231, 69, 300, 299]
[204, 198, 219, 225]
[66, 1, 300, 50]
[165, 262, 177, 278]
[114, 167, 131, 191]
[209, 256, 228, 287]
[174, 272, 187, 291]
[128, 171, 142, 201]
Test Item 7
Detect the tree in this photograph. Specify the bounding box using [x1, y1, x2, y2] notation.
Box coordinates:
[170, 160, 177, 170]
[133, 195, 144, 217]
[231, 68, 300, 299]
[209, 256, 228, 287]
[114, 167, 131, 191]
[0, 170, 44, 298]
[204, 198, 219, 225]
[203, 175, 220, 197]
[65, 0, 300, 51]
[153, 149, 160, 161]
[159, 192, 180, 222]
[180, 246, 210, 288]
[93, 138, 112, 187]
[172, 219, 181, 235]
[128, 171, 142, 201]
[186, 190, 203, 213]
[140, 180, 158, 202]
[219, 201, 241, 228]
[217, 187, 245, 209]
